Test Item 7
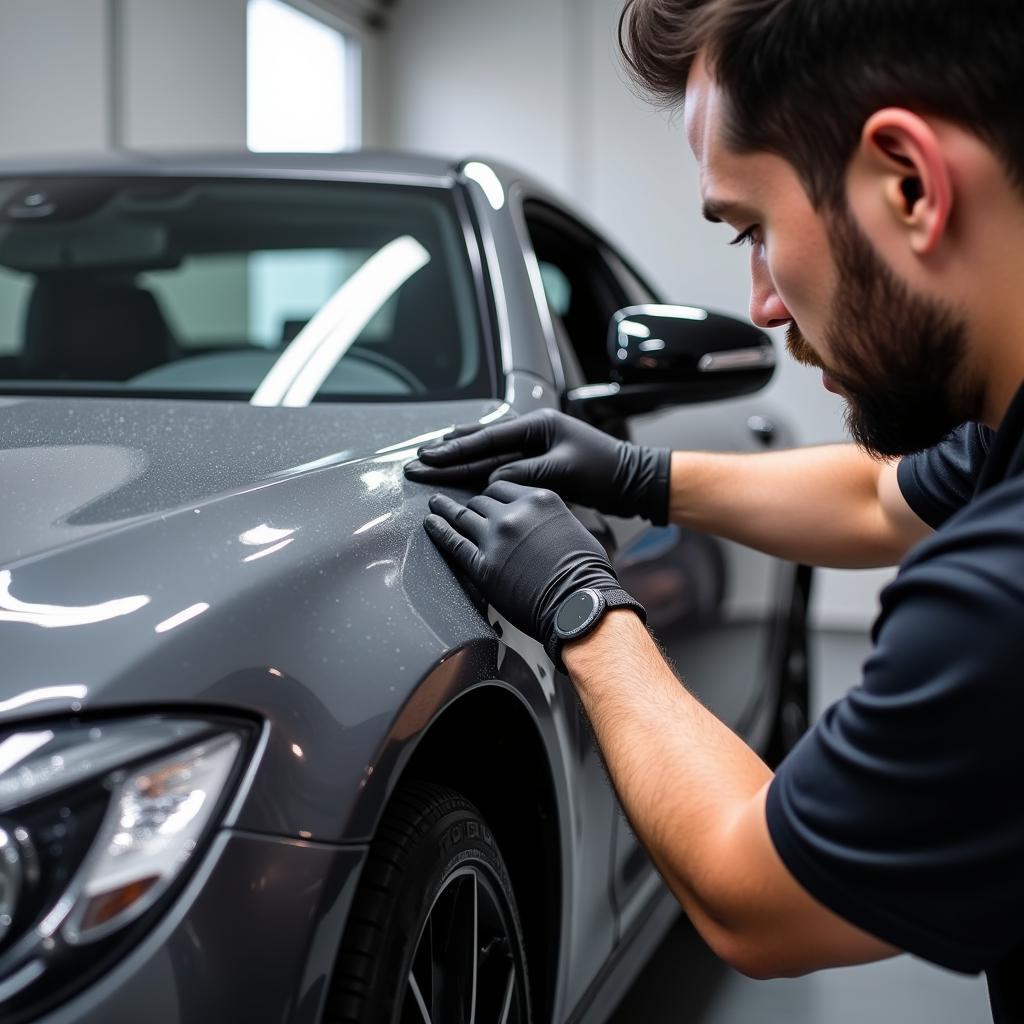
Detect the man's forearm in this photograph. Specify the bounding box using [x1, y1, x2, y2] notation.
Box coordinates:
[561, 608, 899, 976]
[668, 445, 928, 569]
[563, 609, 772, 937]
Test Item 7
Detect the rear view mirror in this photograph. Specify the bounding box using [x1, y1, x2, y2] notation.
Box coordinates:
[567, 304, 775, 421]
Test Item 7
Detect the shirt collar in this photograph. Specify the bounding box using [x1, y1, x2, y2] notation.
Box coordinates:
[975, 380, 1024, 495]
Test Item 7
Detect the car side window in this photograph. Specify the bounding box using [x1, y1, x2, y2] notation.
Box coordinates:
[523, 201, 634, 386]
[538, 261, 572, 318]
[600, 245, 659, 307]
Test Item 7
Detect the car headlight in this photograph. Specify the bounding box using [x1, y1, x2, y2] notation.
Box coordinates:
[0, 716, 249, 1019]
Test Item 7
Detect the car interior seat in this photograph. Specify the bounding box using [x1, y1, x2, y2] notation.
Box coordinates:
[20, 275, 174, 381]
[388, 262, 463, 391]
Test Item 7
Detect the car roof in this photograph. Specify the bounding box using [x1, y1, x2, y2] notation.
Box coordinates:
[0, 149, 469, 188]
[0, 149, 586, 226]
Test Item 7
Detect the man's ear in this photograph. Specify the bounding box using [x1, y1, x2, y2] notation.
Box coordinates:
[856, 108, 953, 256]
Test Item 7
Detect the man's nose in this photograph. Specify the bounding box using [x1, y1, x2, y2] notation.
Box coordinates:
[749, 255, 792, 330]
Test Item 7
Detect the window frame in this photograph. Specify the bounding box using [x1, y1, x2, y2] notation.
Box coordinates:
[522, 198, 642, 388]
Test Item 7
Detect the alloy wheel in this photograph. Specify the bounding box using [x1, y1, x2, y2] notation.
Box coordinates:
[402, 865, 523, 1024]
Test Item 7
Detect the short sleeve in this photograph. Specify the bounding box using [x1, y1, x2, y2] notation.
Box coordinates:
[897, 423, 994, 530]
[766, 488, 1024, 973]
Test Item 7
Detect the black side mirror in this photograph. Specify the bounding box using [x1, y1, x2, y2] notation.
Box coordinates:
[567, 304, 775, 420]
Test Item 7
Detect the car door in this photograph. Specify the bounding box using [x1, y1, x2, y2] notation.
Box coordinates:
[521, 198, 785, 938]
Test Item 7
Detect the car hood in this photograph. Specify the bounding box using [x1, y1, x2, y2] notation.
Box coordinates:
[0, 393, 521, 841]
[0, 392, 506, 711]
[0, 395, 500, 567]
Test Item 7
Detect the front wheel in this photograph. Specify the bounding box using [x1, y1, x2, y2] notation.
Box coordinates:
[324, 781, 532, 1024]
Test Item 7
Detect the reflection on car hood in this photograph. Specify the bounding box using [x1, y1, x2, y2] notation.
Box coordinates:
[0, 393, 508, 841]
[0, 395, 499, 567]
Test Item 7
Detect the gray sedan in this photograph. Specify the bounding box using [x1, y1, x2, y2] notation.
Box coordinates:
[0, 153, 810, 1023]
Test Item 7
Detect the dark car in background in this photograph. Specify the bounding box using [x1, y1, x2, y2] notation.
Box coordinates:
[0, 153, 810, 1023]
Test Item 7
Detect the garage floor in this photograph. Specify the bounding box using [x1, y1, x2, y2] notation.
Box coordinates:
[609, 630, 992, 1024]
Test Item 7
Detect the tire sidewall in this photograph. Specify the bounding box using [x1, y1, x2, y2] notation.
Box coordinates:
[366, 800, 531, 1024]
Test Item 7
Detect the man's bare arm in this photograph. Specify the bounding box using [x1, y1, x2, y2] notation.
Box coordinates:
[563, 609, 898, 978]
[668, 445, 932, 569]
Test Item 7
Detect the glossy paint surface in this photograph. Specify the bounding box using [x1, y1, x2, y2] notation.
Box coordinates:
[0, 393, 507, 841]
[0, 153, 795, 1024]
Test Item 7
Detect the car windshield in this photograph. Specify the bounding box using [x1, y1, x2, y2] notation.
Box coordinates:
[0, 177, 491, 403]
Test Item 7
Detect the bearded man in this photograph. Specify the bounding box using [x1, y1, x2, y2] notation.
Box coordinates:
[404, 2, 1024, 1019]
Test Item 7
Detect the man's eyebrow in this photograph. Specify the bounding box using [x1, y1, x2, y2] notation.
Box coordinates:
[702, 197, 754, 224]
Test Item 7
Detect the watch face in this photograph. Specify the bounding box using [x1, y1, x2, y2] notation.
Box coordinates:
[555, 589, 601, 636]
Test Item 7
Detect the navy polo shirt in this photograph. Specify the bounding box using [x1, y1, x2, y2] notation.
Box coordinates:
[766, 389, 1024, 1023]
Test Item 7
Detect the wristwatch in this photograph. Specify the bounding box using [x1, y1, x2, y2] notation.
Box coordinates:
[546, 587, 647, 672]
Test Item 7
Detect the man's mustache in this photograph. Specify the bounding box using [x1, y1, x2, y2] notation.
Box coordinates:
[785, 323, 825, 370]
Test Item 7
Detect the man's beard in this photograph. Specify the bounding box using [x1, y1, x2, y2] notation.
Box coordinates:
[785, 207, 982, 459]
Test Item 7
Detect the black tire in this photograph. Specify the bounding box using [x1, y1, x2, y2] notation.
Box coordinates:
[765, 573, 812, 768]
[323, 781, 532, 1024]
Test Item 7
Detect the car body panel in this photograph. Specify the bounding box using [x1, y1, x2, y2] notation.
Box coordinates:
[1, 394, 507, 845]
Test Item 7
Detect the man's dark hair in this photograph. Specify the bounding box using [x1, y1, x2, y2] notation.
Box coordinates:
[619, 0, 1024, 208]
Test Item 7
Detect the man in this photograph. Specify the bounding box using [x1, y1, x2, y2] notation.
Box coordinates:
[403, 1, 1024, 1019]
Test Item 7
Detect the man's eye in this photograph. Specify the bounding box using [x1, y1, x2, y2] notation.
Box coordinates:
[729, 227, 761, 248]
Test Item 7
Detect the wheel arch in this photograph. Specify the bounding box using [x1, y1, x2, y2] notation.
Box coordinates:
[402, 681, 564, 1024]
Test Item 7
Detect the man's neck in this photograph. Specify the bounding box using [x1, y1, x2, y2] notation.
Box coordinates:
[982, 372, 1024, 431]
[960, 196, 1024, 430]
[976, 323, 1024, 430]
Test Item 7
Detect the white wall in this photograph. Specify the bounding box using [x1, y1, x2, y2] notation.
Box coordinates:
[385, 0, 573, 194]
[0, 0, 382, 155]
[0, 0, 111, 158]
[381, 0, 894, 629]
[356, 10, 389, 148]
[121, 0, 248, 150]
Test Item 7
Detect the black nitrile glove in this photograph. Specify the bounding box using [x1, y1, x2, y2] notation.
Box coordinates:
[424, 481, 643, 660]
[405, 409, 672, 525]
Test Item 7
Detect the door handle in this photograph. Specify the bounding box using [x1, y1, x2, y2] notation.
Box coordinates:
[747, 415, 776, 446]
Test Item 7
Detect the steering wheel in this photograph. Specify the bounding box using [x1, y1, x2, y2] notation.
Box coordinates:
[345, 345, 428, 396]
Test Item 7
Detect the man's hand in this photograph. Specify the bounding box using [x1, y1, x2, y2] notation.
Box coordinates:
[423, 480, 636, 658]
[406, 409, 672, 524]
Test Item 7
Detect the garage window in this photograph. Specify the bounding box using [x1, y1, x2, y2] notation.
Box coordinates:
[247, 0, 360, 153]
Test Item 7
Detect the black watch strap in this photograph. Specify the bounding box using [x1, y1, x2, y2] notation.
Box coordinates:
[597, 588, 647, 625]
[545, 587, 646, 672]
